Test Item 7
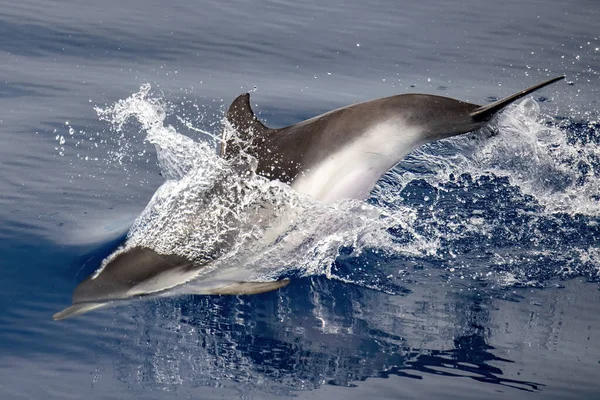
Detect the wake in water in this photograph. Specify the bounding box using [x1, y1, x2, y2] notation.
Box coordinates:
[92, 85, 600, 295]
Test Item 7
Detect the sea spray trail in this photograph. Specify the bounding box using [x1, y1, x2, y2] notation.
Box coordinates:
[380, 98, 600, 216]
[92, 85, 600, 295]
[373, 98, 600, 285]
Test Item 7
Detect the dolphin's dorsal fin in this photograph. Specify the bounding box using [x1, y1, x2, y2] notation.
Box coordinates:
[470, 76, 564, 122]
[221, 93, 270, 158]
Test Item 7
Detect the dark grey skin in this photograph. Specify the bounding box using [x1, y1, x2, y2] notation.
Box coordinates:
[54, 76, 564, 320]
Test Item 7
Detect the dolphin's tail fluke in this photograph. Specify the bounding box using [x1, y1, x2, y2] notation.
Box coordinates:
[470, 76, 565, 122]
[53, 302, 107, 321]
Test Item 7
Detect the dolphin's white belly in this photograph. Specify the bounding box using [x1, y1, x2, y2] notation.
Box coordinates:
[291, 119, 422, 203]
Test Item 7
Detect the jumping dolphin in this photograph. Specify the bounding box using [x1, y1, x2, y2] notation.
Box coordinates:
[54, 76, 564, 320]
[223, 76, 564, 203]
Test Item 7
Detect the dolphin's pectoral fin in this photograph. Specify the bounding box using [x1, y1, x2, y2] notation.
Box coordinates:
[53, 302, 108, 321]
[206, 279, 290, 295]
[221, 93, 271, 159]
[471, 76, 565, 122]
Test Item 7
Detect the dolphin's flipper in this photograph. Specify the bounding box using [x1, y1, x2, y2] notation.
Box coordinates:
[52, 302, 107, 321]
[470, 76, 565, 122]
[205, 279, 290, 295]
[221, 93, 271, 159]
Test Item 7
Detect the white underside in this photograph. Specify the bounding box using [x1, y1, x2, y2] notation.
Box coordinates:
[126, 266, 203, 296]
[291, 118, 423, 203]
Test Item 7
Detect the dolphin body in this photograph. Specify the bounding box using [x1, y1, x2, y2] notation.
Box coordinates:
[223, 76, 564, 202]
[54, 76, 564, 320]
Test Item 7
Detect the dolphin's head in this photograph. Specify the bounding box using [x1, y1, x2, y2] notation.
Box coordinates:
[73, 247, 194, 304]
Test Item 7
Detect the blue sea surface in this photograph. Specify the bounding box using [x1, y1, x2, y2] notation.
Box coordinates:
[1, 1, 599, 399]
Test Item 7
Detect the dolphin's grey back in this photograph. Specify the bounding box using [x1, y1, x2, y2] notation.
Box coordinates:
[261, 94, 483, 183]
[224, 93, 480, 184]
[223, 76, 564, 186]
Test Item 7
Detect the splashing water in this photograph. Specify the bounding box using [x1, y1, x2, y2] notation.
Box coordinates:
[93, 85, 600, 293]
[94, 85, 426, 288]
[374, 99, 600, 285]
[380, 99, 600, 216]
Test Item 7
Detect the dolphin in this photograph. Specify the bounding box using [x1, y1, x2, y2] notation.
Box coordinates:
[54, 76, 564, 320]
[53, 247, 291, 320]
[223, 76, 564, 203]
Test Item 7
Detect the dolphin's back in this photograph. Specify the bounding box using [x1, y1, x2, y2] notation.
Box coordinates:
[226, 94, 481, 184]
[224, 77, 564, 188]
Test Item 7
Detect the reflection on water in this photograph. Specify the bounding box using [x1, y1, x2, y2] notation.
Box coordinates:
[2, 233, 595, 399]
[106, 277, 552, 395]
